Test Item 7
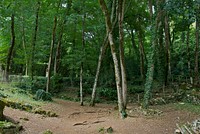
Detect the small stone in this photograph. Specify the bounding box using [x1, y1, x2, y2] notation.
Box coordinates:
[175, 129, 181, 134]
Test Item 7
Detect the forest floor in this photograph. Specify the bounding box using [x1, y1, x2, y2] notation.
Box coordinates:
[4, 98, 199, 134]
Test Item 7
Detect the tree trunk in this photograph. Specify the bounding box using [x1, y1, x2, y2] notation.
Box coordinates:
[90, 0, 117, 106]
[5, 14, 15, 82]
[46, 16, 57, 93]
[164, 13, 171, 85]
[21, 16, 28, 76]
[90, 36, 109, 106]
[31, 1, 40, 83]
[138, 30, 147, 80]
[143, 0, 159, 109]
[80, 13, 86, 106]
[54, 0, 72, 75]
[118, 0, 128, 108]
[130, 28, 140, 61]
[99, 0, 126, 118]
[186, 27, 193, 84]
[194, 4, 199, 86]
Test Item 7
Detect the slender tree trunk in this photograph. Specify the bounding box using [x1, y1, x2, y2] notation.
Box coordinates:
[5, 14, 15, 82]
[99, 0, 126, 118]
[90, 36, 109, 106]
[194, 4, 199, 86]
[54, 0, 72, 75]
[138, 30, 147, 80]
[80, 13, 86, 106]
[186, 27, 193, 84]
[118, 0, 128, 108]
[21, 16, 28, 76]
[31, 1, 40, 83]
[46, 16, 57, 93]
[164, 13, 171, 85]
[130, 28, 140, 61]
[90, 0, 118, 106]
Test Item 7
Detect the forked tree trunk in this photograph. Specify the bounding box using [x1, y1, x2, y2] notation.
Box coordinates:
[99, 0, 126, 118]
[46, 16, 57, 93]
[90, 0, 117, 107]
[31, 1, 40, 83]
[5, 14, 15, 82]
[118, 0, 127, 108]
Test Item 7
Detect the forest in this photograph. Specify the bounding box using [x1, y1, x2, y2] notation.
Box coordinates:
[0, 0, 200, 133]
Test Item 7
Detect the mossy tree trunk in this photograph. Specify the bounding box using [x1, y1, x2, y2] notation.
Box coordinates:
[143, 0, 159, 109]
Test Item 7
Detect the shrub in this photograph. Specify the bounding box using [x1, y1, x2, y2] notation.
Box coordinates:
[35, 89, 52, 101]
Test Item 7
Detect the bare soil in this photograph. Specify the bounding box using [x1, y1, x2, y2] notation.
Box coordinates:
[4, 99, 199, 134]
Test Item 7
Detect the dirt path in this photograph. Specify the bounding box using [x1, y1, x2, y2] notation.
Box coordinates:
[4, 99, 199, 134]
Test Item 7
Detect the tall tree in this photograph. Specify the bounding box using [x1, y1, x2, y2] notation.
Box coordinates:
[194, 1, 199, 85]
[118, 0, 128, 108]
[143, 0, 159, 109]
[5, 14, 15, 82]
[99, 0, 127, 118]
[46, 16, 57, 93]
[31, 1, 40, 83]
[80, 12, 86, 106]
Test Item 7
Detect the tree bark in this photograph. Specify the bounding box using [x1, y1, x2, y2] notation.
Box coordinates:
[5, 14, 15, 82]
[118, 0, 128, 108]
[46, 16, 57, 93]
[99, 0, 126, 118]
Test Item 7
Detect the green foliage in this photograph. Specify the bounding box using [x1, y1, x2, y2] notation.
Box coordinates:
[51, 74, 64, 93]
[42, 129, 53, 134]
[97, 87, 117, 101]
[35, 89, 52, 101]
